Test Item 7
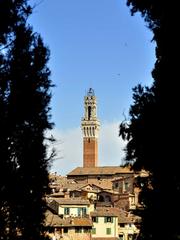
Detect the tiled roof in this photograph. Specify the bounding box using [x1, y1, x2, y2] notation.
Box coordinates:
[112, 175, 134, 182]
[75, 183, 104, 191]
[49, 192, 64, 197]
[67, 166, 133, 176]
[45, 210, 65, 226]
[90, 207, 119, 217]
[90, 207, 140, 224]
[111, 176, 124, 182]
[92, 238, 119, 240]
[64, 182, 110, 192]
[45, 210, 92, 227]
[97, 190, 120, 195]
[63, 183, 88, 191]
[117, 209, 141, 224]
[49, 173, 76, 188]
[49, 174, 69, 184]
[52, 198, 90, 205]
[73, 217, 92, 226]
[93, 182, 112, 190]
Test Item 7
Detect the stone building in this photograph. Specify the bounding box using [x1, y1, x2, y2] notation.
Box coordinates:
[67, 166, 134, 188]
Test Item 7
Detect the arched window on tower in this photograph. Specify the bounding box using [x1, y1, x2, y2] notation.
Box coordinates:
[88, 106, 91, 120]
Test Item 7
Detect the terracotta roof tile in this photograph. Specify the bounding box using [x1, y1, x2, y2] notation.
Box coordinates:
[90, 207, 119, 217]
[73, 218, 92, 226]
[45, 210, 92, 227]
[67, 166, 133, 176]
[92, 238, 119, 240]
[52, 198, 90, 205]
[90, 207, 140, 224]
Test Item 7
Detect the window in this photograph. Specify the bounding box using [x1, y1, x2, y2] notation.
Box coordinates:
[125, 182, 129, 191]
[78, 208, 81, 216]
[75, 227, 82, 233]
[119, 234, 124, 240]
[78, 207, 87, 216]
[84, 228, 90, 233]
[104, 217, 113, 223]
[105, 195, 111, 202]
[92, 228, 96, 234]
[106, 228, 111, 235]
[64, 228, 68, 233]
[115, 182, 119, 188]
[64, 207, 70, 215]
[88, 106, 91, 119]
[99, 195, 104, 202]
[92, 216, 98, 223]
[128, 234, 133, 240]
[82, 207, 87, 216]
[120, 223, 125, 228]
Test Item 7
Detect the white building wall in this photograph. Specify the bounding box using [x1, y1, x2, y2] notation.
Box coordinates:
[118, 223, 139, 240]
[58, 205, 89, 217]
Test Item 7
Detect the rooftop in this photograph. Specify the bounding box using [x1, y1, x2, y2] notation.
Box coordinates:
[67, 166, 133, 176]
[45, 210, 92, 227]
[50, 198, 90, 205]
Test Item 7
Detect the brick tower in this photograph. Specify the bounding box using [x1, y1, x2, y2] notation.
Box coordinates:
[81, 88, 100, 167]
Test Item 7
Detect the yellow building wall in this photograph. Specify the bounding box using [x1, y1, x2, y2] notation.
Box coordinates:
[92, 216, 118, 238]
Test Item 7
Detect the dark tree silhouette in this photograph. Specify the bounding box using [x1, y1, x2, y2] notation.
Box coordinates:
[0, 0, 31, 44]
[0, 1, 53, 239]
[120, 1, 179, 240]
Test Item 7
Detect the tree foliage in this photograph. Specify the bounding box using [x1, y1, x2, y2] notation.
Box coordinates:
[120, 1, 179, 240]
[0, 1, 53, 239]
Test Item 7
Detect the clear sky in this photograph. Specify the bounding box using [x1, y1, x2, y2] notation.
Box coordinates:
[29, 0, 155, 176]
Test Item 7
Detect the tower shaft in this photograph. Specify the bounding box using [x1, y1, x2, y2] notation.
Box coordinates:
[83, 137, 98, 167]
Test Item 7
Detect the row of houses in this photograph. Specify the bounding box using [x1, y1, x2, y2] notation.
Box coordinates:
[44, 166, 145, 240]
[43, 89, 149, 239]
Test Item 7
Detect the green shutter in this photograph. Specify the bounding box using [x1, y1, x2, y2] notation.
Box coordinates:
[92, 228, 96, 234]
[106, 228, 111, 235]
[77, 208, 81, 216]
[82, 207, 87, 216]
[64, 207, 70, 215]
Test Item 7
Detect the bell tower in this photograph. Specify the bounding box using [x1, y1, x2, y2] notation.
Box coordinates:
[81, 88, 100, 167]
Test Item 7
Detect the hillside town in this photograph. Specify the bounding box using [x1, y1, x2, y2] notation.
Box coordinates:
[45, 88, 147, 240]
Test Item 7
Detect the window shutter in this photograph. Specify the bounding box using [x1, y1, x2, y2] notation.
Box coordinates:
[78, 208, 81, 216]
[106, 228, 111, 235]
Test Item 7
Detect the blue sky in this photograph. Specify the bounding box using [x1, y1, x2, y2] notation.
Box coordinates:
[29, 0, 155, 176]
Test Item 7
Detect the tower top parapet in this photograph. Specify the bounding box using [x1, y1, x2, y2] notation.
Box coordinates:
[87, 87, 95, 96]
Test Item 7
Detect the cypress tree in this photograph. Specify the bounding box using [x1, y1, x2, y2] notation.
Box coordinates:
[120, 1, 179, 240]
[0, 1, 54, 239]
